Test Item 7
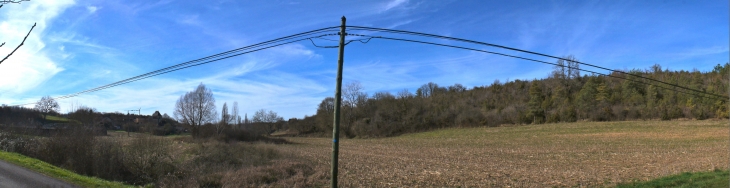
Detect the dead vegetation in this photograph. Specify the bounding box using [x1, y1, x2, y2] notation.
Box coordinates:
[277, 120, 729, 187]
[0, 128, 322, 187]
[0, 120, 725, 187]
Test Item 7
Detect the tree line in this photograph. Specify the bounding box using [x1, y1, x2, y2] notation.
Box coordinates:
[173, 83, 284, 138]
[3, 59, 727, 139]
[288, 58, 730, 138]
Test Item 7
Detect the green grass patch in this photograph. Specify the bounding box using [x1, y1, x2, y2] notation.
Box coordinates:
[44, 115, 82, 124]
[45, 115, 69, 122]
[615, 169, 729, 188]
[0, 150, 134, 188]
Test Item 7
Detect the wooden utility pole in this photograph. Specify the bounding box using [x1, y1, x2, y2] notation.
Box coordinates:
[331, 16, 346, 188]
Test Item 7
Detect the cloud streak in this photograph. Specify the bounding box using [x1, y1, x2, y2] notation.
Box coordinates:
[2, 0, 725, 121]
[381, 0, 408, 12]
[47, 58, 328, 119]
[0, 0, 75, 96]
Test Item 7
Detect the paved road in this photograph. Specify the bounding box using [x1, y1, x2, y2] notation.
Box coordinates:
[0, 160, 77, 188]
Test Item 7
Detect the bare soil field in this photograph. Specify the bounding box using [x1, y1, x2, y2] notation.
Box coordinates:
[276, 120, 729, 187]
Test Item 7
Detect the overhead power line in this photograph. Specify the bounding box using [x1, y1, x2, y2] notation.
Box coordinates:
[10, 24, 726, 106]
[353, 34, 727, 102]
[308, 34, 374, 48]
[10, 26, 341, 106]
[345, 26, 730, 100]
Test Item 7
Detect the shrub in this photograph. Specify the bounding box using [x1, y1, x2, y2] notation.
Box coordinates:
[221, 161, 318, 188]
[0, 128, 307, 187]
[35, 127, 96, 175]
[185, 142, 286, 187]
[121, 136, 176, 185]
[90, 139, 130, 182]
[0, 131, 37, 155]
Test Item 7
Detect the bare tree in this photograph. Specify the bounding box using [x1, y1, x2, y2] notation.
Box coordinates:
[252, 109, 283, 133]
[252, 109, 264, 123]
[252, 109, 282, 123]
[231, 101, 240, 128]
[343, 81, 366, 108]
[0, 1, 30, 5]
[35, 96, 59, 124]
[397, 89, 413, 99]
[318, 97, 335, 114]
[565, 55, 580, 79]
[266, 110, 282, 122]
[174, 83, 217, 137]
[244, 113, 248, 125]
[0, 0, 35, 65]
[343, 81, 366, 134]
[448, 83, 466, 92]
[217, 102, 229, 135]
[416, 82, 441, 97]
[314, 97, 335, 131]
[552, 55, 580, 101]
[552, 58, 566, 79]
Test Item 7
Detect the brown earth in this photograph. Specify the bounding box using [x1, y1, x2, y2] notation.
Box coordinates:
[275, 120, 729, 187]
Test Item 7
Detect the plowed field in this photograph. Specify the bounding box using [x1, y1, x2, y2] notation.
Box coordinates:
[275, 120, 729, 187]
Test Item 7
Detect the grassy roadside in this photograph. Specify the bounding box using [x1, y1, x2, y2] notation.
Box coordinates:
[614, 169, 729, 188]
[0, 150, 133, 188]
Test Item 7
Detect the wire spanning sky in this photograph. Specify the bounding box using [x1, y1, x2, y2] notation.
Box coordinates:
[0, 0, 727, 119]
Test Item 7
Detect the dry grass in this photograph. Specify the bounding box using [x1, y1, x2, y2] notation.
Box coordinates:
[277, 120, 729, 187]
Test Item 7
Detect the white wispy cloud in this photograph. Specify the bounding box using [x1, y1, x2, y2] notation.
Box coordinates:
[86, 5, 98, 14]
[46, 58, 328, 119]
[5, 35, 328, 118]
[177, 14, 201, 26]
[123, 0, 173, 15]
[268, 43, 319, 59]
[47, 32, 113, 51]
[381, 0, 408, 12]
[386, 19, 414, 29]
[676, 46, 729, 58]
[0, 0, 75, 96]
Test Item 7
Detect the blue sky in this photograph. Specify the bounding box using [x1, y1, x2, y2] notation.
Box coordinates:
[0, 0, 727, 119]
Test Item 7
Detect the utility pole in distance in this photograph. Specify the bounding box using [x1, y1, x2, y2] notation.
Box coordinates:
[331, 16, 346, 188]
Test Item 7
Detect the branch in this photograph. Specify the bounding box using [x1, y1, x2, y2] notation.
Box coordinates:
[0, 1, 30, 5]
[0, 22, 35, 65]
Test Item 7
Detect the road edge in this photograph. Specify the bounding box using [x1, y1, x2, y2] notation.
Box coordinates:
[0, 150, 132, 188]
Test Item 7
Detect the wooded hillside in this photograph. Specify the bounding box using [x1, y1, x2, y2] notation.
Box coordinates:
[289, 62, 730, 138]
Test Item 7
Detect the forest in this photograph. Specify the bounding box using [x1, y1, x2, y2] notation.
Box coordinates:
[288, 60, 730, 138]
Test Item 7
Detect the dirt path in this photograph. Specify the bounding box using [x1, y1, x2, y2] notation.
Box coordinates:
[0, 160, 77, 188]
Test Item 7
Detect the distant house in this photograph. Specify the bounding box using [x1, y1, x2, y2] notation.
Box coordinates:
[152, 111, 166, 126]
[152, 111, 162, 120]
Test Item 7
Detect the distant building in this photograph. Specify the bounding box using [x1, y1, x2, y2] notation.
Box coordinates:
[152, 111, 162, 120]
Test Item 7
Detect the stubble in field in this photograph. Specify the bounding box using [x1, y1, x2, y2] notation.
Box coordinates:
[276, 120, 729, 187]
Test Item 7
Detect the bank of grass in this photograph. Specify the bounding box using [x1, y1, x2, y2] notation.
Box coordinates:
[44, 115, 81, 124]
[0, 150, 133, 188]
[615, 169, 729, 188]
